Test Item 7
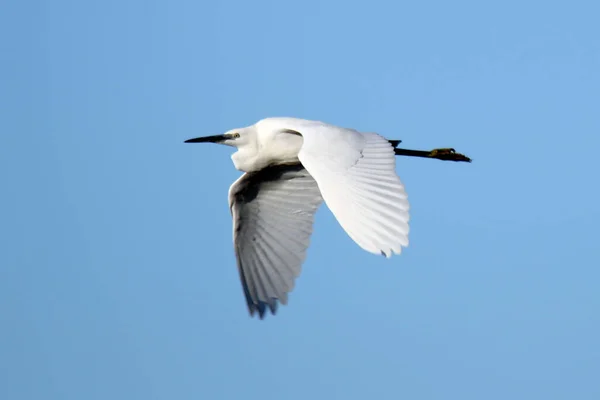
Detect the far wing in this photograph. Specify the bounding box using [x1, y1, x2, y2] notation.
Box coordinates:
[297, 126, 410, 257]
[228, 164, 323, 318]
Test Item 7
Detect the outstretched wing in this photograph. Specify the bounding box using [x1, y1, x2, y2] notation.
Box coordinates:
[296, 124, 410, 257]
[228, 164, 323, 318]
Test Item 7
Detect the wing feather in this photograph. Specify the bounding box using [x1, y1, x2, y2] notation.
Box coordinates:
[228, 164, 323, 318]
[296, 125, 410, 257]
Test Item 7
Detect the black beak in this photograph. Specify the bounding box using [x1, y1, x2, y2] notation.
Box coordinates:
[184, 134, 229, 143]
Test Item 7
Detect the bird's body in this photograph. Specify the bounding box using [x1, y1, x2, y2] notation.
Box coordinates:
[186, 117, 471, 318]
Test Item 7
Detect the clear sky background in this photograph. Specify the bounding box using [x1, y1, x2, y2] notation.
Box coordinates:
[2, 1, 599, 399]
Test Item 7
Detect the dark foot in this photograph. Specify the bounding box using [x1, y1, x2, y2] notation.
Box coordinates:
[429, 148, 472, 162]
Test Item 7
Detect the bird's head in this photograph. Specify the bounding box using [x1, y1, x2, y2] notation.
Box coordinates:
[184, 128, 249, 148]
[185, 126, 262, 171]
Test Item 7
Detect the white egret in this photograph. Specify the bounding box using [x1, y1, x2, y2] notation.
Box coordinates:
[185, 117, 471, 318]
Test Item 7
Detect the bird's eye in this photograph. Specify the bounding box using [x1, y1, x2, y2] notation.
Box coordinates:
[233, 133, 240, 139]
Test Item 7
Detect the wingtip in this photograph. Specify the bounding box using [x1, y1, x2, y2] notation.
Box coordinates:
[248, 300, 279, 320]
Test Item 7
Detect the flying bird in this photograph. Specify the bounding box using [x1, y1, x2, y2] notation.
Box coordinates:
[185, 117, 471, 318]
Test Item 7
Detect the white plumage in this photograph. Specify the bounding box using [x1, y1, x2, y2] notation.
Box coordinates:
[185, 117, 471, 318]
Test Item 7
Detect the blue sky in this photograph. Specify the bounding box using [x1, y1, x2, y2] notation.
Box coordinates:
[2, 0, 599, 399]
